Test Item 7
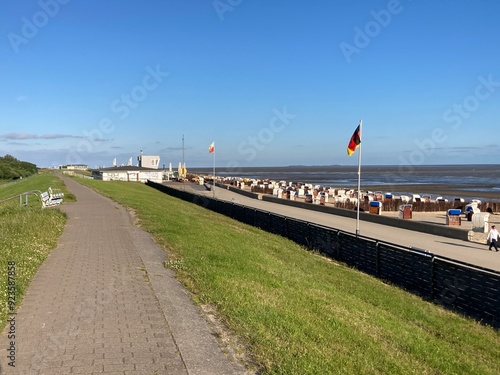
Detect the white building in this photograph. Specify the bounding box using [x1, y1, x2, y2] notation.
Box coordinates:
[91, 166, 163, 183]
[60, 164, 88, 170]
[138, 155, 160, 169]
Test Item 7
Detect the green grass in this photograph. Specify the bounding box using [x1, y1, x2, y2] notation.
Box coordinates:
[0, 173, 69, 330]
[73, 180, 500, 373]
[0, 171, 76, 205]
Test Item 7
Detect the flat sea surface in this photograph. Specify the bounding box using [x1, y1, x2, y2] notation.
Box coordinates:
[190, 164, 500, 202]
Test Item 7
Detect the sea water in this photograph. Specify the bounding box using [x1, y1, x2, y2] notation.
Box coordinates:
[190, 164, 500, 202]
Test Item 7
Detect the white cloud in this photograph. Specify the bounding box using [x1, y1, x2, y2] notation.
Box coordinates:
[0, 133, 85, 140]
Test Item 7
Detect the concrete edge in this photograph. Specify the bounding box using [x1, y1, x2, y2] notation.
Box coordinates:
[211, 182, 470, 241]
[169, 182, 469, 242]
[215, 183, 261, 200]
[120, 205, 246, 375]
[260, 195, 470, 241]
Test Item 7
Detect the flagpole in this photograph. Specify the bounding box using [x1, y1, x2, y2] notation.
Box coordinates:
[356, 119, 362, 236]
[212, 143, 216, 198]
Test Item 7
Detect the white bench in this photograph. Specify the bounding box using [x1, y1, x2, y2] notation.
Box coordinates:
[41, 191, 63, 208]
[48, 187, 64, 200]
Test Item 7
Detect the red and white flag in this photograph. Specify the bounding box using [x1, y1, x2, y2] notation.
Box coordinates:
[208, 142, 215, 153]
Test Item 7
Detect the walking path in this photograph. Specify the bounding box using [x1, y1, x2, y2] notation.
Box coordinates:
[180, 183, 500, 272]
[0, 177, 244, 374]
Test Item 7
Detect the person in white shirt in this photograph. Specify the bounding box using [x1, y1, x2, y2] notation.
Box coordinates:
[487, 225, 499, 251]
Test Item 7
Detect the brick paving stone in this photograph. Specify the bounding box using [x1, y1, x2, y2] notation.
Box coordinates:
[71, 364, 105, 373]
[0, 177, 245, 374]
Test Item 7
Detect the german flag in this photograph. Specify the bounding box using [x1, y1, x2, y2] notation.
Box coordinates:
[347, 124, 361, 156]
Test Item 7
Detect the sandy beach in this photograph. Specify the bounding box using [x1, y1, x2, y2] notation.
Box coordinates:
[361, 183, 499, 227]
[191, 164, 500, 203]
[191, 172, 500, 234]
[381, 210, 500, 230]
[213, 179, 499, 228]
[360, 183, 500, 201]
[242, 181, 500, 231]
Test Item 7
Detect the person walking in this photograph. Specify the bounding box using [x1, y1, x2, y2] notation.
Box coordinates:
[487, 225, 499, 251]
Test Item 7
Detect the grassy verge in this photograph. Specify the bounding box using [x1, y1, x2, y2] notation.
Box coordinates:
[0, 173, 69, 331]
[0, 171, 76, 205]
[78, 179, 500, 375]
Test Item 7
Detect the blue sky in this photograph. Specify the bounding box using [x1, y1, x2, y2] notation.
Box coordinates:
[1, 0, 500, 169]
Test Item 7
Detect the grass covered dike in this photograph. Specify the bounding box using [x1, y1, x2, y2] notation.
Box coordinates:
[0, 173, 71, 330]
[79, 179, 500, 373]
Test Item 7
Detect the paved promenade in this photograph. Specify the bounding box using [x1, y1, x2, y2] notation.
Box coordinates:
[181, 183, 500, 272]
[0, 178, 244, 374]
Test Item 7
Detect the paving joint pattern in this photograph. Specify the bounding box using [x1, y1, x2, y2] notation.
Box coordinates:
[0, 177, 244, 374]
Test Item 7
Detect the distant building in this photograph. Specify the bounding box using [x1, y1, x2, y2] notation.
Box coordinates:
[137, 155, 160, 169]
[91, 166, 163, 183]
[60, 164, 88, 170]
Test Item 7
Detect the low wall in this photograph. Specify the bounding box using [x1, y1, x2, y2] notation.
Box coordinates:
[216, 183, 261, 200]
[220, 188, 470, 241]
